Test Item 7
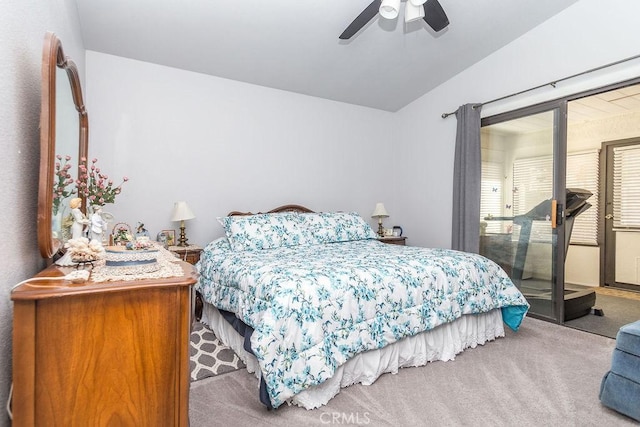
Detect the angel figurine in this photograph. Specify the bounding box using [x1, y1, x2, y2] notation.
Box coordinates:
[55, 198, 89, 266]
[69, 198, 89, 239]
[89, 206, 108, 243]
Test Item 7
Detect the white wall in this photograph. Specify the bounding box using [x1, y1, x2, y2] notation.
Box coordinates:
[85, 52, 395, 246]
[0, 1, 84, 425]
[395, 0, 640, 249]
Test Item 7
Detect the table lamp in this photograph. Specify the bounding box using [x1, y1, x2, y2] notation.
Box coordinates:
[371, 202, 389, 237]
[170, 201, 195, 247]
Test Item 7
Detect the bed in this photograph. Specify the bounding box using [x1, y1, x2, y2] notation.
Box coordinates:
[195, 205, 529, 409]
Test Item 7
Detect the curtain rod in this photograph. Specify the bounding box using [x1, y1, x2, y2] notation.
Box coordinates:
[441, 52, 640, 119]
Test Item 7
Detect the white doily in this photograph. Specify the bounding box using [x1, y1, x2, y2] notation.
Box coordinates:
[90, 244, 185, 282]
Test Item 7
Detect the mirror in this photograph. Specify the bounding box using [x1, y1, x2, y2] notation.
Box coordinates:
[38, 32, 88, 259]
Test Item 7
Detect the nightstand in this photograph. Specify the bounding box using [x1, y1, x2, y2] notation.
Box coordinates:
[379, 236, 407, 246]
[168, 245, 203, 265]
[169, 245, 203, 322]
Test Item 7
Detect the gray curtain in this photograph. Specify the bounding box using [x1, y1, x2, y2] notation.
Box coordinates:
[451, 103, 482, 253]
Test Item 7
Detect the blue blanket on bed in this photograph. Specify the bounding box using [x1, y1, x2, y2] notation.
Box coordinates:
[197, 238, 529, 408]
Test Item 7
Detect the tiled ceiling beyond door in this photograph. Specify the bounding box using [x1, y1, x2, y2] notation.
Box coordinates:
[488, 82, 640, 134]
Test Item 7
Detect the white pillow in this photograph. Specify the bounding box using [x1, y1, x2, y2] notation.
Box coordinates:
[297, 212, 377, 244]
[218, 212, 306, 251]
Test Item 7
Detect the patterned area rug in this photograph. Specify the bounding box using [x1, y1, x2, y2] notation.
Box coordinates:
[189, 322, 245, 382]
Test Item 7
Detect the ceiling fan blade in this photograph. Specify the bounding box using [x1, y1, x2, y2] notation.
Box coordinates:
[339, 0, 382, 40]
[423, 0, 449, 32]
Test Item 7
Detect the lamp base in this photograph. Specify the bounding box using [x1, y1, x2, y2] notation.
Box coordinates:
[177, 224, 189, 247]
[377, 222, 384, 237]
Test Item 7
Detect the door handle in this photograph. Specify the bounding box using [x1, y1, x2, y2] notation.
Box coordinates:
[550, 200, 563, 229]
[605, 214, 614, 220]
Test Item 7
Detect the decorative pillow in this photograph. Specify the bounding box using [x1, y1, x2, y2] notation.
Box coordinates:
[203, 236, 232, 254]
[218, 213, 306, 251]
[297, 212, 378, 244]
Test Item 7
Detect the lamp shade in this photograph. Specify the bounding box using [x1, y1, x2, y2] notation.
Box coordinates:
[371, 202, 389, 218]
[379, 0, 401, 19]
[170, 201, 195, 222]
[405, 1, 425, 23]
[409, 0, 427, 6]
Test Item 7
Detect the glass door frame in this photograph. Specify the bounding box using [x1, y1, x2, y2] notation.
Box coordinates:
[602, 137, 640, 291]
[481, 101, 568, 323]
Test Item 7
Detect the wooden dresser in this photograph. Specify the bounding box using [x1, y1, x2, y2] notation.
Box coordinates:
[11, 262, 197, 426]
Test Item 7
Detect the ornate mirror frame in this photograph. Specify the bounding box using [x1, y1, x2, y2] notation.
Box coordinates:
[38, 32, 88, 259]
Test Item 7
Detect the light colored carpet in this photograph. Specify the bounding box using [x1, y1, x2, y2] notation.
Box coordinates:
[189, 317, 637, 426]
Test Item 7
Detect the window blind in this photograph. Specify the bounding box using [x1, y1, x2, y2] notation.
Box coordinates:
[512, 157, 553, 242]
[480, 162, 504, 233]
[566, 150, 599, 244]
[613, 144, 640, 229]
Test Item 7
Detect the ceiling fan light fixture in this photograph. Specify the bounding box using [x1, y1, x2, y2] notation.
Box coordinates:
[339, 0, 448, 40]
[405, 2, 425, 23]
[379, 0, 401, 19]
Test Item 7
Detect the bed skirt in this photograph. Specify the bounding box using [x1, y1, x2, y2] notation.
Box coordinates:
[201, 303, 505, 409]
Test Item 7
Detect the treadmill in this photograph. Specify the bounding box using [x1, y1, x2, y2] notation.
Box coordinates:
[483, 188, 596, 321]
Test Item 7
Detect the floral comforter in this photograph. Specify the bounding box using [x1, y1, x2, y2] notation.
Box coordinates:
[196, 238, 529, 408]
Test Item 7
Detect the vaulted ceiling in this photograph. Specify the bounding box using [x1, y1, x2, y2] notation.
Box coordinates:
[74, 0, 579, 112]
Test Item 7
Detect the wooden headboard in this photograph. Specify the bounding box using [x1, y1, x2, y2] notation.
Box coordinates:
[228, 204, 315, 216]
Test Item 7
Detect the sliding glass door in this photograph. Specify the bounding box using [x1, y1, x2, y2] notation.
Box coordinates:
[480, 105, 567, 322]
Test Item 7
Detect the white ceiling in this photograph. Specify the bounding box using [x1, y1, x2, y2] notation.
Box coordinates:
[74, 0, 579, 112]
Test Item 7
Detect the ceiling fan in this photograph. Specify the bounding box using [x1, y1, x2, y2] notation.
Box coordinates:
[339, 0, 449, 40]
